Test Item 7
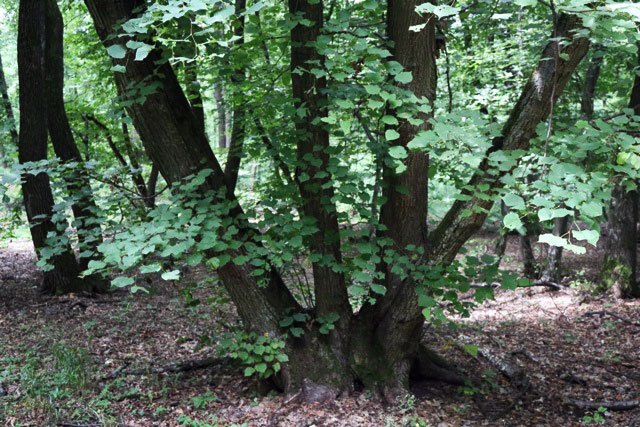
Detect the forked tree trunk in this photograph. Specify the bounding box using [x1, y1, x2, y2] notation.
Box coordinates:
[84, 0, 591, 399]
[18, 0, 89, 295]
[44, 0, 105, 279]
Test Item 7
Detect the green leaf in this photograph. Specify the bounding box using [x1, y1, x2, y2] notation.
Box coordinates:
[502, 193, 525, 210]
[463, 344, 478, 357]
[106, 44, 126, 59]
[244, 367, 255, 376]
[572, 229, 599, 246]
[370, 284, 386, 295]
[161, 270, 180, 281]
[111, 276, 134, 288]
[538, 233, 566, 247]
[388, 145, 407, 159]
[514, 0, 537, 6]
[385, 130, 400, 142]
[394, 71, 413, 84]
[503, 212, 522, 230]
[255, 363, 267, 374]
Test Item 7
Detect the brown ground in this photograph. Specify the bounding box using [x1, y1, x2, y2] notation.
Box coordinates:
[0, 236, 639, 426]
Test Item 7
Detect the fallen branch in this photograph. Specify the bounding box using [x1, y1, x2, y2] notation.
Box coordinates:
[582, 311, 640, 327]
[458, 335, 521, 379]
[102, 357, 230, 380]
[566, 399, 639, 411]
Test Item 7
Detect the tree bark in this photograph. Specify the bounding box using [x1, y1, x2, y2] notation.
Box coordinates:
[84, 0, 302, 335]
[351, 0, 438, 400]
[429, 14, 589, 265]
[0, 51, 18, 163]
[223, 0, 246, 193]
[213, 82, 227, 148]
[580, 47, 603, 120]
[598, 46, 640, 298]
[18, 0, 88, 295]
[288, 0, 352, 391]
[44, 0, 105, 278]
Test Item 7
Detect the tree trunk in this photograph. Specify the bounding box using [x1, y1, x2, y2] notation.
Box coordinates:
[288, 0, 352, 391]
[600, 182, 638, 298]
[84, 0, 302, 337]
[580, 47, 603, 120]
[18, 0, 88, 295]
[44, 0, 105, 279]
[351, 0, 438, 400]
[223, 0, 246, 193]
[213, 82, 227, 148]
[540, 214, 569, 283]
[0, 51, 18, 164]
[599, 50, 640, 298]
[429, 14, 589, 265]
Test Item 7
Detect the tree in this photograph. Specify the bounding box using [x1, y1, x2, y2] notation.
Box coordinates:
[82, 0, 592, 399]
[17, 0, 88, 295]
[599, 46, 640, 298]
[44, 0, 105, 276]
[0, 50, 17, 164]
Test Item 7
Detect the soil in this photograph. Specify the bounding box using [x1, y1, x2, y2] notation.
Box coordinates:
[0, 236, 639, 426]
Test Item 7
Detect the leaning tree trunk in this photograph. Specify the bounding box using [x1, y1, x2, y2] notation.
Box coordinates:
[18, 0, 89, 295]
[44, 0, 106, 280]
[0, 51, 18, 164]
[599, 49, 640, 298]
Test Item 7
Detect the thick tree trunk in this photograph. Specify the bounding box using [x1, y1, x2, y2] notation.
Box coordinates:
[599, 182, 638, 298]
[213, 82, 227, 148]
[223, 0, 246, 193]
[350, 0, 438, 400]
[44, 0, 105, 279]
[288, 0, 352, 391]
[0, 51, 18, 163]
[18, 0, 88, 295]
[599, 52, 640, 298]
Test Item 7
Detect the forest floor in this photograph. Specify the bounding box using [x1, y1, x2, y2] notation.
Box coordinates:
[0, 236, 639, 426]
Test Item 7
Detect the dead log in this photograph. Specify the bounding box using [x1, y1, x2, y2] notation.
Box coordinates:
[102, 357, 230, 380]
[583, 311, 640, 327]
[567, 399, 639, 411]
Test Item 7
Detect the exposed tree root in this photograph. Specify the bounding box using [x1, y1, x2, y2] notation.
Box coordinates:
[411, 344, 467, 386]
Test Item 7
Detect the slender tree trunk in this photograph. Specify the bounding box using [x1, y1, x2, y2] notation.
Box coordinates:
[18, 0, 88, 295]
[213, 82, 227, 148]
[223, 0, 246, 192]
[599, 47, 640, 298]
[580, 47, 603, 120]
[429, 14, 589, 265]
[44, 0, 105, 278]
[0, 51, 18, 164]
[540, 214, 569, 283]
